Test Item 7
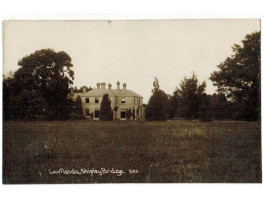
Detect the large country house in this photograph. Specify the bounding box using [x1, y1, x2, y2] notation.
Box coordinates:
[71, 81, 145, 120]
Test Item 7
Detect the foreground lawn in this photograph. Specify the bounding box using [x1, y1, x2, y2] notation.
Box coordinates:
[3, 120, 261, 183]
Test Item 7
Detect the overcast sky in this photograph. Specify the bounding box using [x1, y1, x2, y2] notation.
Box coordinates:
[3, 20, 260, 103]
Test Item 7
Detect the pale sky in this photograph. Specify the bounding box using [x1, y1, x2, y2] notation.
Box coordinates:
[3, 20, 260, 103]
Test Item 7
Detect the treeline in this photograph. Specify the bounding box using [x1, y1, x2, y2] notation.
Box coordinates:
[3, 31, 260, 122]
[146, 74, 259, 122]
[146, 31, 260, 122]
[73, 86, 93, 93]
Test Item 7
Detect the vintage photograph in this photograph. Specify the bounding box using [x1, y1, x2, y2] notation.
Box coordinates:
[2, 20, 261, 183]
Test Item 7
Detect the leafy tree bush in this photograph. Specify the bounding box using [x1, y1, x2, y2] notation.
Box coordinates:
[168, 91, 179, 119]
[198, 94, 212, 122]
[209, 93, 228, 120]
[68, 95, 85, 120]
[99, 94, 113, 121]
[125, 109, 133, 120]
[74, 96, 83, 115]
[174, 73, 206, 120]
[210, 31, 260, 121]
[146, 77, 169, 121]
[3, 49, 75, 120]
[73, 86, 92, 93]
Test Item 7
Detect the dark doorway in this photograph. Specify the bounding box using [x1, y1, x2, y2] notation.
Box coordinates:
[95, 110, 99, 118]
[121, 111, 125, 119]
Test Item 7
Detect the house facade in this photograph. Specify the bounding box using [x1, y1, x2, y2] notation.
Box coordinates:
[71, 81, 145, 120]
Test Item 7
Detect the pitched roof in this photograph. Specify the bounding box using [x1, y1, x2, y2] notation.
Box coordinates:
[74, 89, 142, 98]
[84, 89, 117, 97]
[112, 89, 142, 98]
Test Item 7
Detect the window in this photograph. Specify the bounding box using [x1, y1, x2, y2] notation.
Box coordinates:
[85, 108, 89, 116]
[86, 98, 89, 103]
[121, 109, 126, 118]
[137, 99, 140, 105]
[95, 110, 99, 118]
[95, 97, 99, 103]
[121, 98, 125, 104]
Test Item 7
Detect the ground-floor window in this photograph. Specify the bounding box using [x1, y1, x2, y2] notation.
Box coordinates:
[95, 110, 99, 118]
[121, 111, 126, 119]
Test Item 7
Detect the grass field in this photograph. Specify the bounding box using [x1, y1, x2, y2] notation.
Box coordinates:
[3, 120, 262, 183]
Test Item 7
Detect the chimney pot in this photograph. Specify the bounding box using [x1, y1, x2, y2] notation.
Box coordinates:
[123, 83, 127, 90]
[117, 81, 120, 89]
[82, 86, 87, 93]
[96, 83, 101, 89]
[101, 82, 106, 89]
[108, 83, 112, 89]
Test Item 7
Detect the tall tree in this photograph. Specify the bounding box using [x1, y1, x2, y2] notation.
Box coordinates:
[3, 72, 15, 120]
[210, 31, 260, 120]
[151, 77, 160, 93]
[74, 96, 83, 116]
[99, 94, 113, 121]
[146, 77, 169, 121]
[175, 73, 206, 119]
[4, 49, 75, 120]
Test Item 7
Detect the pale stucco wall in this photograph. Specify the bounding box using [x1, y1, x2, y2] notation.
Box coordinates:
[72, 88, 145, 120]
[80, 96, 144, 120]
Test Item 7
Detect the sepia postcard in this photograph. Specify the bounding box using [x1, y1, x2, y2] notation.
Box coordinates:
[2, 19, 261, 184]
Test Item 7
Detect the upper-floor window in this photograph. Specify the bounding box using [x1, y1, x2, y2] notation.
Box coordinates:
[137, 99, 140, 105]
[86, 98, 89, 103]
[95, 97, 99, 103]
[121, 98, 125, 104]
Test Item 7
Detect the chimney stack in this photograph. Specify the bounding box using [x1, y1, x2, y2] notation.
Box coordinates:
[108, 83, 112, 89]
[96, 83, 101, 89]
[117, 81, 120, 89]
[101, 82, 106, 89]
[82, 86, 86, 93]
[123, 83, 126, 90]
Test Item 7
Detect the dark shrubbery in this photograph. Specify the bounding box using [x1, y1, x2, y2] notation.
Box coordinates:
[99, 94, 113, 121]
[125, 109, 133, 120]
[198, 94, 212, 122]
[145, 77, 169, 121]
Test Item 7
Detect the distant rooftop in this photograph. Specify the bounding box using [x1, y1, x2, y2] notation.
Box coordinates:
[72, 81, 143, 98]
[85, 88, 142, 98]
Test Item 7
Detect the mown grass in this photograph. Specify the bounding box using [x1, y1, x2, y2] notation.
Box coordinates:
[3, 120, 261, 183]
